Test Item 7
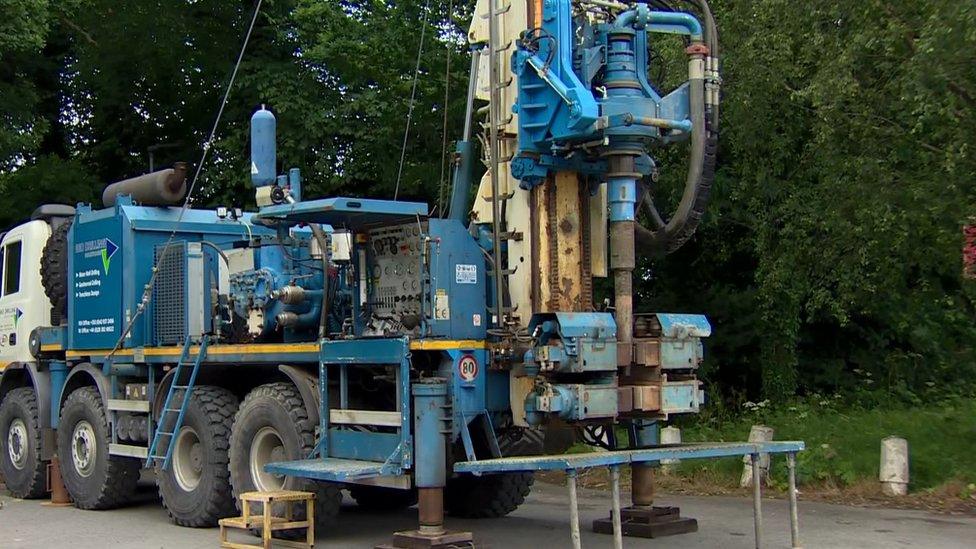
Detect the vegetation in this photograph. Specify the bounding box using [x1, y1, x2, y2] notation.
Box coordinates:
[674, 396, 976, 492]
[2, 0, 976, 407]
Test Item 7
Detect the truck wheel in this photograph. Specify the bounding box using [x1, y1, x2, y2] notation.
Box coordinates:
[445, 472, 534, 518]
[57, 387, 139, 509]
[0, 387, 48, 498]
[156, 386, 238, 527]
[230, 382, 341, 534]
[349, 485, 417, 512]
[40, 218, 72, 320]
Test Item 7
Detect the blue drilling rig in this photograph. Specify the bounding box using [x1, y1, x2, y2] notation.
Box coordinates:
[0, 1, 803, 547]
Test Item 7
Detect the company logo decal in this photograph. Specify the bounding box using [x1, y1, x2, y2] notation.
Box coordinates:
[101, 239, 119, 274]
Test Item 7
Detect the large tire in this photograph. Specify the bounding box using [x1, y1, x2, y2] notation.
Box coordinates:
[230, 383, 341, 535]
[349, 485, 417, 512]
[0, 387, 48, 498]
[156, 386, 239, 527]
[445, 472, 534, 518]
[40, 218, 72, 320]
[57, 387, 140, 509]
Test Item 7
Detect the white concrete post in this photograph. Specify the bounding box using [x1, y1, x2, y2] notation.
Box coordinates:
[880, 436, 909, 496]
[740, 425, 774, 488]
[660, 426, 681, 473]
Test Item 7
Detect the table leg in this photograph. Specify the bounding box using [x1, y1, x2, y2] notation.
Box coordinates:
[752, 453, 763, 549]
[787, 452, 801, 548]
[568, 469, 582, 549]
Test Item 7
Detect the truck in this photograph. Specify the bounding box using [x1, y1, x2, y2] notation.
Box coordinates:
[0, 1, 803, 547]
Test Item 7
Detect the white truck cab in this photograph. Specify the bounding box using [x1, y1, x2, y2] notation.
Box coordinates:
[0, 206, 74, 369]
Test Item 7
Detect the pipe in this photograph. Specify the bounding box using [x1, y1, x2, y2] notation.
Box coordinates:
[200, 240, 229, 265]
[787, 452, 801, 548]
[276, 301, 321, 329]
[282, 193, 330, 340]
[309, 224, 330, 340]
[102, 163, 187, 207]
[568, 470, 582, 549]
[613, 8, 703, 40]
[752, 453, 763, 548]
[447, 55, 479, 224]
[624, 114, 693, 133]
[610, 465, 623, 549]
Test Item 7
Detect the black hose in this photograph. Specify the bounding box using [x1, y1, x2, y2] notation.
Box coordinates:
[634, 0, 720, 256]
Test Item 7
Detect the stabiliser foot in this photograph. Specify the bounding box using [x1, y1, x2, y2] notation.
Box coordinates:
[375, 527, 477, 549]
[592, 506, 698, 538]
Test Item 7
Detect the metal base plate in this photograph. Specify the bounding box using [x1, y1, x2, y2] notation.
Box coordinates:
[376, 529, 477, 549]
[592, 506, 698, 538]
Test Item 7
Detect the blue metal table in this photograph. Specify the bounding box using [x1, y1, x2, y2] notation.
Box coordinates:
[454, 441, 805, 549]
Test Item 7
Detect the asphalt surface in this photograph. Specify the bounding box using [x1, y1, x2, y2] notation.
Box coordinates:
[1, 481, 974, 548]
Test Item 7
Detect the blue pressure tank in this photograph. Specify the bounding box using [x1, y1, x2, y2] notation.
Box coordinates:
[250, 106, 276, 187]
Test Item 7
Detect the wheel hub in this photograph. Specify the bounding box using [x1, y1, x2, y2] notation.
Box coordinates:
[250, 426, 286, 491]
[7, 418, 28, 470]
[173, 427, 204, 492]
[71, 420, 97, 477]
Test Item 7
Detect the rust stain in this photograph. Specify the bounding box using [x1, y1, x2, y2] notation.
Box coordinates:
[559, 217, 575, 234]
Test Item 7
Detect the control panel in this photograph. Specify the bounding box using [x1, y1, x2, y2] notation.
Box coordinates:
[366, 223, 426, 331]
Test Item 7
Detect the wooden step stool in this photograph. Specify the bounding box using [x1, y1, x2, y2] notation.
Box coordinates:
[219, 490, 315, 549]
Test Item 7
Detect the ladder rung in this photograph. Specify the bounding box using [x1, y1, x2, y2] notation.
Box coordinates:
[491, 117, 514, 128]
[109, 443, 148, 459]
[163, 408, 180, 413]
[480, 4, 512, 18]
[172, 385, 190, 389]
[107, 399, 150, 413]
[482, 192, 515, 202]
[496, 231, 523, 240]
[157, 431, 175, 437]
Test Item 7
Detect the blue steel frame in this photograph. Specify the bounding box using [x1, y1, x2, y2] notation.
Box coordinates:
[453, 441, 805, 474]
[316, 337, 412, 472]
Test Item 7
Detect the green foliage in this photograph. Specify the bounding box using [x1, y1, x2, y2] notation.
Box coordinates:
[677, 396, 976, 490]
[0, 0, 52, 167]
[0, 155, 98, 227]
[647, 0, 976, 401]
[3, 0, 976, 404]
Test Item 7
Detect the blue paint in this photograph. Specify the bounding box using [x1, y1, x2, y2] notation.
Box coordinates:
[250, 107, 276, 187]
[608, 176, 637, 222]
[412, 379, 449, 488]
[655, 313, 712, 337]
[49, 361, 68, 429]
[510, 0, 703, 186]
[254, 196, 427, 229]
[453, 441, 807, 474]
[288, 167, 302, 202]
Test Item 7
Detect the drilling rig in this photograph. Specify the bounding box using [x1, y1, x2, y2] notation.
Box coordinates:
[0, 1, 804, 547]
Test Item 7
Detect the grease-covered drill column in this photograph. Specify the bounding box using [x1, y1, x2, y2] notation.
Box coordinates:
[603, 7, 646, 512]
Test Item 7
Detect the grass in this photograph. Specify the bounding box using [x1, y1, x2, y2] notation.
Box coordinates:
[671, 396, 976, 493]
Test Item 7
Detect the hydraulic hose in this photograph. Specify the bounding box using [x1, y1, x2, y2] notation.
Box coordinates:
[635, 0, 719, 255]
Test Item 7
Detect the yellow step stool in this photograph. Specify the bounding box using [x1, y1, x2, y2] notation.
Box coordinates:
[219, 490, 315, 549]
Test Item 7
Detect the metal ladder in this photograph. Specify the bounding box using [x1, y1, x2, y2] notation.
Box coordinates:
[485, 0, 518, 327]
[146, 335, 210, 470]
